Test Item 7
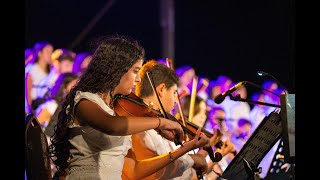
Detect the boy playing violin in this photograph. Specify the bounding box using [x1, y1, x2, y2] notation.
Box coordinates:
[123, 60, 235, 179]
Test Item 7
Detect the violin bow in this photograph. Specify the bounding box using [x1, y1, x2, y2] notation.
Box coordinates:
[175, 96, 190, 141]
[188, 76, 198, 123]
[165, 58, 190, 141]
[188, 74, 223, 164]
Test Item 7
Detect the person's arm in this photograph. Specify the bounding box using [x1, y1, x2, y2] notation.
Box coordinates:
[122, 128, 208, 180]
[209, 128, 223, 147]
[129, 130, 195, 179]
[36, 100, 58, 127]
[188, 154, 208, 175]
[26, 72, 33, 112]
[75, 99, 184, 142]
[218, 139, 235, 157]
[36, 108, 51, 126]
[205, 163, 223, 180]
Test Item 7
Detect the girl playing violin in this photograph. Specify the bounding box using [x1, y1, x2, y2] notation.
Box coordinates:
[49, 35, 208, 180]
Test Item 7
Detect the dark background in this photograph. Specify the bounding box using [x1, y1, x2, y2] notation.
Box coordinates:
[25, 0, 295, 95]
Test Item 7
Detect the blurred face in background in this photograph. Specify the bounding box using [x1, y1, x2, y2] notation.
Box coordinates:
[80, 56, 92, 73]
[208, 109, 228, 132]
[63, 78, 78, 97]
[59, 60, 74, 73]
[238, 123, 252, 140]
[39, 44, 54, 64]
[191, 100, 207, 128]
[180, 68, 195, 87]
[66, 79, 78, 93]
[233, 86, 247, 99]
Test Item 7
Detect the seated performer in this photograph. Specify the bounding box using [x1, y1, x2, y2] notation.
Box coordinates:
[49, 35, 209, 180]
[126, 60, 234, 179]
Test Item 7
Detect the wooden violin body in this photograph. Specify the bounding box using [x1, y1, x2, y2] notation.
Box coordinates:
[113, 92, 160, 117]
[113, 93, 197, 141]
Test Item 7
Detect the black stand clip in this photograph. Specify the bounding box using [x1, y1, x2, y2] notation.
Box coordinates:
[243, 158, 262, 180]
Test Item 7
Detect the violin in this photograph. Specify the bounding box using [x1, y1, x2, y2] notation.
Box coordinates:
[113, 92, 223, 163]
[113, 92, 191, 145]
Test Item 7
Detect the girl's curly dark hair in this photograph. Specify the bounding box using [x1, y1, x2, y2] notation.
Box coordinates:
[49, 35, 145, 176]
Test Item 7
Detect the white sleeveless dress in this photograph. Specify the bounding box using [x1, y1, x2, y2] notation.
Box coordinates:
[66, 91, 132, 180]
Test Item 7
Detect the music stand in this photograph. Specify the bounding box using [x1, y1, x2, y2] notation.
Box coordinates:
[280, 94, 295, 164]
[264, 139, 295, 180]
[262, 94, 295, 180]
[222, 111, 283, 180]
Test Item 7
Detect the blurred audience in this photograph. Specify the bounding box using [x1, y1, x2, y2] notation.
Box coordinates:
[249, 92, 269, 134]
[227, 84, 251, 131]
[175, 65, 196, 98]
[35, 49, 75, 99]
[25, 41, 54, 114]
[35, 72, 78, 130]
[176, 94, 208, 128]
[72, 52, 92, 76]
[230, 118, 252, 153]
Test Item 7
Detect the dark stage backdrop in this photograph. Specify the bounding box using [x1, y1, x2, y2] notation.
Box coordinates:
[25, 0, 295, 95]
